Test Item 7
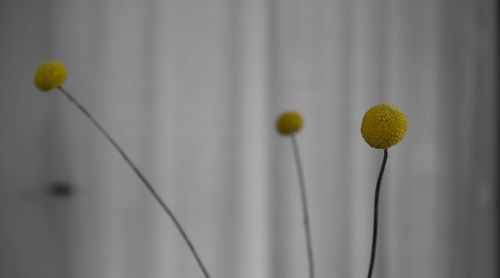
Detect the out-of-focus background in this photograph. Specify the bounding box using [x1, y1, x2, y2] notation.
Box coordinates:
[0, 0, 497, 277]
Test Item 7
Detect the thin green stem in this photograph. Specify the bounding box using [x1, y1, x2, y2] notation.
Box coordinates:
[366, 149, 388, 278]
[291, 135, 315, 278]
[57, 86, 212, 278]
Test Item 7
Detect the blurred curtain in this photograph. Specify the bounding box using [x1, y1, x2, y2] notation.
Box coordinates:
[0, 0, 496, 278]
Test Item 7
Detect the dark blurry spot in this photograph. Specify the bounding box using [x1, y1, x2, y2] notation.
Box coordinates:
[48, 182, 74, 197]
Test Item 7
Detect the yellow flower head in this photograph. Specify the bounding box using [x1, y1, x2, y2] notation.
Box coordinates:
[34, 61, 67, 92]
[276, 111, 304, 136]
[361, 104, 408, 149]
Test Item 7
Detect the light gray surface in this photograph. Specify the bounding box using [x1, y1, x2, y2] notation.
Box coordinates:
[0, 0, 497, 277]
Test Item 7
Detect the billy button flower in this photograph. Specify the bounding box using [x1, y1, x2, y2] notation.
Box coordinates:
[275, 111, 315, 278]
[33, 61, 212, 278]
[361, 103, 408, 149]
[34, 61, 67, 91]
[361, 103, 407, 278]
[276, 111, 304, 135]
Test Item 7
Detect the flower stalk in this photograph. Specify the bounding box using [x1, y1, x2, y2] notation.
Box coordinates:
[366, 149, 388, 278]
[57, 86, 212, 278]
[291, 134, 315, 278]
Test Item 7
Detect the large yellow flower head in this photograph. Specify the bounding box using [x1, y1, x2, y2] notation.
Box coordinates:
[361, 104, 408, 149]
[276, 111, 304, 136]
[34, 61, 67, 92]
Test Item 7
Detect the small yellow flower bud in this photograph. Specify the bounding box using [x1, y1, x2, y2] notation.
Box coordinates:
[361, 104, 408, 149]
[34, 61, 67, 92]
[276, 111, 304, 135]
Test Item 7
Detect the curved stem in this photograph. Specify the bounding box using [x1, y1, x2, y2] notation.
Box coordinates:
[291, 135, 315, 278]
[57, 86, 212, 278]
[366, 149, 388, 278]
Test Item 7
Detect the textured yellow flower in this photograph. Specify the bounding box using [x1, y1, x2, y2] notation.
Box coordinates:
[276, 111, 304, 135]
[34, 61, 67, 92]
[361, 104, 407, 149]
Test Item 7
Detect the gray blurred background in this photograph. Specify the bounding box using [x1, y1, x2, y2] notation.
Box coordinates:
[0, 0, 497, 277]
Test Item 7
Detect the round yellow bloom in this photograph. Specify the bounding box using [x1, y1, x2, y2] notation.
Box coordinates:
[34, 61, 67, 92]
[361, 104, 408, 149]
[276, 111, 304, 135]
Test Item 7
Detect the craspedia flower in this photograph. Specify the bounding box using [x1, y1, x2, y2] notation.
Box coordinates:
[276, 110, 314, 278]
[40, 64, 213, 278]
[361, 103, 408, 149]
[276, 111, 304, 135]
[34, 61, 67, 92]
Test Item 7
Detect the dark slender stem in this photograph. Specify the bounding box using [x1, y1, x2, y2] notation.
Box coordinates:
[367, 149, 388, 278]
[57, 86, 212, 278]
[291, 135, 315, 278]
